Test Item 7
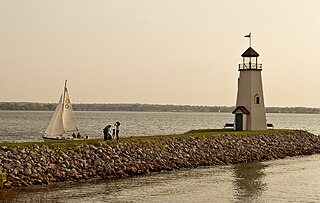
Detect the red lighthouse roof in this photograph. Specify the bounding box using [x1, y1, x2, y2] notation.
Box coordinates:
[241, 47, 259, 57]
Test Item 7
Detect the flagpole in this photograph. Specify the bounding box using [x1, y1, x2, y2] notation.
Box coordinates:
[244, 33, 252, 47]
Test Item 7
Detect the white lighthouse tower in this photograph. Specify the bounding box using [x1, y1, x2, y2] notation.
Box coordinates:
[233, 39, 267, 131]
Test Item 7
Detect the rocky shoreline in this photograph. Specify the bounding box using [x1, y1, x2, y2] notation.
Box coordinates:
[0, 130, 320, 188]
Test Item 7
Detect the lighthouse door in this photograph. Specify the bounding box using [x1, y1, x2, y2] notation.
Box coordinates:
[235, 113, 243, 131]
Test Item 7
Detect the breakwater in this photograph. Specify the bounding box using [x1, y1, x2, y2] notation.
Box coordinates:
[0, 130, 320, 188]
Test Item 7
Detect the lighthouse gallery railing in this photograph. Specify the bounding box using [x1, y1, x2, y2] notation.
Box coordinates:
[238, 63, 262, 70]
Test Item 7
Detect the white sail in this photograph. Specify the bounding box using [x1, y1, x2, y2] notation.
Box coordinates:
[43, 80, 81, 141]
[62, 87, 78, 132]
[45, 95, 64, 136]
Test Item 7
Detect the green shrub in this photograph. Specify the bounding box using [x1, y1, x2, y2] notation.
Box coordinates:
[0, 173, 6, 188]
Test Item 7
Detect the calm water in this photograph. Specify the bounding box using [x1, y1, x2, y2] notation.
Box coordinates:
[1, 111, 320, 202]
[1, 111, 320, 142]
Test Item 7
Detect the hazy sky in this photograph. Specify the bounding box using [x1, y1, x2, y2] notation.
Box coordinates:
[1, 1, 320, 107]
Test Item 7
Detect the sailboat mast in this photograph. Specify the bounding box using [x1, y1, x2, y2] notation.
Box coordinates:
[62, 80, 67, 133]
[62, 80, 67, 108]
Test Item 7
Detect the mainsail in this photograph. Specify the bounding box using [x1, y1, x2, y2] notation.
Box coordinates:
[44, 80, 78, 136]
[45, 95, 64, 136]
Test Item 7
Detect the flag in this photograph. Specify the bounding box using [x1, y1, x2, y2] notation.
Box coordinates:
[244, 33, 251, 38]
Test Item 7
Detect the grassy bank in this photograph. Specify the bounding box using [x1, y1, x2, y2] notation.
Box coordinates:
[0, 129, 290, 148]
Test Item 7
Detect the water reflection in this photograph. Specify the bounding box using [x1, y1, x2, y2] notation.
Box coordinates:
[233, 162, 267, 202]
[0, 189, 20, 203]
[0, 186, 59, 203]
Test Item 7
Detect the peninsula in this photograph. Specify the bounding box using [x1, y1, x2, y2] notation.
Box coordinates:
[0, 129, 319, 189]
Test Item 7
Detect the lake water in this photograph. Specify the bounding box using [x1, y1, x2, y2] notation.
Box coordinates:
[1, 111, 320, 142]
[1, 111, 320, 202]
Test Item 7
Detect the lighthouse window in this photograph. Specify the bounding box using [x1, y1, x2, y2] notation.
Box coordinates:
[255, 95, 260, 104]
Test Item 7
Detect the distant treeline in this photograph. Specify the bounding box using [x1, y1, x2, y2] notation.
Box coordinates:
[0, 102, 232, 112]
[1, 102, 320, 114]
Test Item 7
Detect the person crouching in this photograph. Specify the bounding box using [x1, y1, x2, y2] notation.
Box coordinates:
[103, 125, 112, 141]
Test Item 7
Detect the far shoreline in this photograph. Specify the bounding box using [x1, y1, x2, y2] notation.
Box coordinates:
[1, 102, 320, 114]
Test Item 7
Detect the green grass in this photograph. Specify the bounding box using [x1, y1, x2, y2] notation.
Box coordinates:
[0, 129, 291, 148]
[152, 128, 290, 138]
[0, 138, 103, 148]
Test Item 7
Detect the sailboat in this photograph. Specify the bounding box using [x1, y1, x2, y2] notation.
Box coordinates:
[43, 80, 84, 141]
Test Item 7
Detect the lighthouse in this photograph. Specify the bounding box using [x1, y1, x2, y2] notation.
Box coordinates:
[233, 40, 267, 131]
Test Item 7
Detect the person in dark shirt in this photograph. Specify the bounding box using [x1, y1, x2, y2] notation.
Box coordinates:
[103, 125, 112, 141]
[114, 121, 120, 142]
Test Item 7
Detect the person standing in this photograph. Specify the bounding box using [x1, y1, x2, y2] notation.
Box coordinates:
[114, 121, 120, 142]
[112, 128, 116, 139]
[103, 125, 112, 141]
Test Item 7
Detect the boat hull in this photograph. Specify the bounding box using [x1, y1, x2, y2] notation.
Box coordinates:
[42, 133, 88, 142]
[42, 136, 73, 142]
